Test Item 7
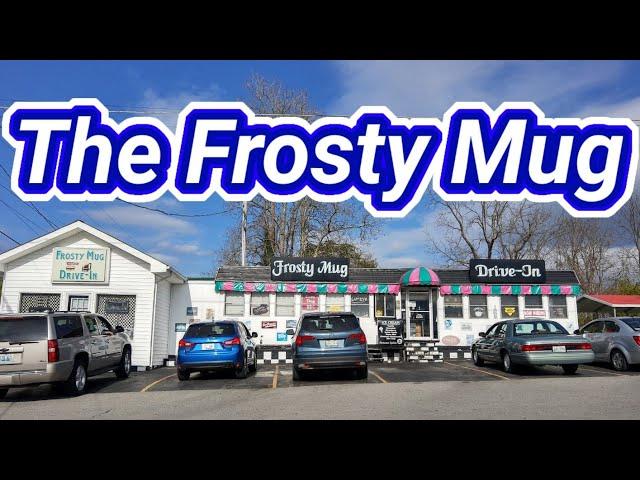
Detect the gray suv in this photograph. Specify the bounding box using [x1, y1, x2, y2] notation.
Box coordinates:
[0, 311, 132, 398]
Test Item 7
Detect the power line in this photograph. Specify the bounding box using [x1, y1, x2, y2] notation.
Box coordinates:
[0, 228, 19, 245]
[0, 198, 42, 235]
[118, 199, 232, 217]
[0, 184, 46, 233]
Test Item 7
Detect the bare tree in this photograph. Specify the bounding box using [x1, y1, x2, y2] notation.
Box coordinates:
[548, 217, 615, 294]
[213, 75, 380, 269]
[426, 200, 553, 267]
[616, 195, 640, 279]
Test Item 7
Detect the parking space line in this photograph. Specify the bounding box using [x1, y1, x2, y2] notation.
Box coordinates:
[271, 365, 279, 389]
[443, 361, 511, 380]
[580, 366, 625, 376]
[369, 369, 388, 384]
[140, 373, 177, 392]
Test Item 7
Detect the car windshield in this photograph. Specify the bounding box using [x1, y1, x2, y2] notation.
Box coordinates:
[301, 315, 359, 332]
[621, 318, 640, 331]
[0, 316, 48, 342]
[185, 323, 236, 338]
[514, 320, 568, 336]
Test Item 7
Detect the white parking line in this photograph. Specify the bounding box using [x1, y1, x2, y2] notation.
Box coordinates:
[580, 366, 625, 376]
[443, 361, 511, 380]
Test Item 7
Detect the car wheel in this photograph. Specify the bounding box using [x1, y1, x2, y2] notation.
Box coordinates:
[357, 365, 368, 380]
[177, 368, 191, 381]
[502, 351, 515, 374]
[611, 350, 629, 372]
[293, 367, 302, 381]
[115, 348, 131, 379]
[248, 350, 257, 373]
[0, 388, 8, 400]
[562, 364, 579, 375]
[234, 354, 248, 379]
[64, 359, 88, 396]
[472, 348, 484, 366]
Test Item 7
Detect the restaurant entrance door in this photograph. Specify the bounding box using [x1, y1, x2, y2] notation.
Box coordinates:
[404, 290, 433, 339]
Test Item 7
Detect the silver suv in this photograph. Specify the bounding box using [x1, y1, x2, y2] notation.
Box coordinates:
[0, 311, 132, 398]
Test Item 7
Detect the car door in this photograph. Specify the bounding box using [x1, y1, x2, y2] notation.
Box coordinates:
[476, 324, 498, 359]
[581, 321, 605, 360]
[602, 321, 621, 359]
[241, 323, 255, 364]
[96, 315, 123, 366]
[488, 323, 507, 360]
[83, 315, 108, 372]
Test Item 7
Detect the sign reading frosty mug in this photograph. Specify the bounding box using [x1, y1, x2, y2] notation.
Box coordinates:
[52, 247, 110, 283]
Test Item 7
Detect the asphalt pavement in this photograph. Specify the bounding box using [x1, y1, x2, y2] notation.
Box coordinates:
[1, 360, 639, 419]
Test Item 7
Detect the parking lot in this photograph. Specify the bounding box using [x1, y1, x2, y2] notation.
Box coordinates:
[2, 359, 640, 420]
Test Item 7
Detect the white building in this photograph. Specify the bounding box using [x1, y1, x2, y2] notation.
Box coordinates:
[0, 221, 582, 367]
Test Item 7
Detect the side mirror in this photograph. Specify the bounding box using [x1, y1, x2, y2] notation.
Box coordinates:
[251, 332, 258, 338]
[478, 332, 486, 338]
[286, 329, 295, 336]
[573, 329, 581, 335]
[101, 329, 113, 336]
[115, 326, 125, 333]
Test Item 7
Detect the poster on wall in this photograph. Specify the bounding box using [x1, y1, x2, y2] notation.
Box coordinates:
[186, 306, 198, 316]
[104, 299, 129, 314]
[175, 323, 187, 332]
[301, 294, 318, 311]
[262, 321, 277, 329]
[252, 303, 269, 315]
[523, 309, 546, 317]
[286, 319, 297, 329]
[378, 319, 403, 345]
[206, 308, 214, 320]
[276, 332, 288, 341]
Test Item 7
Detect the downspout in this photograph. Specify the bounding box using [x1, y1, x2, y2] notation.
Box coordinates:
[149, 271, 174, 369]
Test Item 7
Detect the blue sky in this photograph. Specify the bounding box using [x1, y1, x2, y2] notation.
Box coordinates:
[1, 60, 640, 275]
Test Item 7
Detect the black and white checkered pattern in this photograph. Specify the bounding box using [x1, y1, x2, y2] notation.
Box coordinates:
[439, 346, 472, 360]
[404, 340, 444, 363]
[257, 347, 292, 365]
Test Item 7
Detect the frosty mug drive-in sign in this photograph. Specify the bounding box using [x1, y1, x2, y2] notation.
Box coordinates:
[469, 259, 545, 284]
[271, 257, 349, 282]
[52, 247, 110, 283]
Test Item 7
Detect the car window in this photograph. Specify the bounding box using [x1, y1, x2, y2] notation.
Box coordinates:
[620, 318, 640, 331]
[604, 321, 620, 333]
[54, 315, 84, 339]
[484, 324, 498, 337]
[301, 315, 359, 332]
[84, 316, 100, 336]
[0, 316, 48, 342]
[185, 323, 236, 338]
[582, 321, 604, 334]
[243, 324, 251, 338]
[495, 323, 507, 338]
[96, 316, 114, 334]
[514, 321, 568, 336]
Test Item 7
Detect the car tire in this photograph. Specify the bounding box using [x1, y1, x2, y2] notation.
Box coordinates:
[177, 369, 190, 381]
[64, 359, 88, 396]
[501, 351, 515, 374]
[610, 350, 629, 372]
[248, 350, 257, 373]
[114, 348, 132, 379]
[234, 354, 248, 379]
[562, 364, 579, 375]
[293, 367, 302, 381]
[357, 365, 368, 380]
[472, 348, 484, 366]
[0, 388, 8, 400]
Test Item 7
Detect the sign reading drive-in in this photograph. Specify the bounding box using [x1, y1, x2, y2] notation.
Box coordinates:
[52, 247, 110, 283]
[469, 259, 545, 284]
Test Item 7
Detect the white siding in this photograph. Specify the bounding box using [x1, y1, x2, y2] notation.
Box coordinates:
[0, 231, 157, 367]
[152, 279, 171, 366]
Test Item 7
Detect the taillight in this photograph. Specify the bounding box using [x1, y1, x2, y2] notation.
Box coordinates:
[574, 343, 592, 350]
[633, 336, 640, 347]
[522, 343, 592, 352]
[295, 335, 315, 347]
[223, 337, 241, 346]
[47, 339, 59, 363]
[348, 332, 367, 344]
[179, 338, 194, 348]
[521, 344, 546, 352]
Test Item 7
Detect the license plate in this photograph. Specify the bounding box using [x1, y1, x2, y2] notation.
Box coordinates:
[0, 353, 20, 364]
[552, 345, 566, 353]
[324, 340, 340, 348]
[201, 343, 216, 350]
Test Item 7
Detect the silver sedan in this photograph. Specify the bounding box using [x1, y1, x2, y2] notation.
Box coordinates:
[577, 317, 640, 371]
[472, 319, 594, 374]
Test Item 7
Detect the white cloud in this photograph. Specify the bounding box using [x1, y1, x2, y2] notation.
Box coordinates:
[147, 252, 180, 265]
[328, 60, 628, 117]
[85, 205, 196, 233]
[156, 240, 214, 257]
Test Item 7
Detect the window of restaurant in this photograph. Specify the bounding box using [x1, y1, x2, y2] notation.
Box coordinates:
[224, 292, 245, 316]
[501, 295, 519, 319]
[326, 294, 345, 313]
[375, 294, 396, 318]
[469, 295, 488, 319]
[250, 293, 270, 316]
[300, 293, 319, 314]
[444, 295, 463, 318]
[351, 294, 370, 318]
[525, 295, 543, 309]
[276, 293, 295, 316]
[549, 296, 568, 318]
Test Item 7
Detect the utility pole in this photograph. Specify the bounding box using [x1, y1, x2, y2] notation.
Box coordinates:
[241, 201, 247, 266]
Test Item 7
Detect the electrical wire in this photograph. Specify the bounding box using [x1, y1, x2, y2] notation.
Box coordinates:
[0, 228, 19, 244]
[117, 199, 233, 217]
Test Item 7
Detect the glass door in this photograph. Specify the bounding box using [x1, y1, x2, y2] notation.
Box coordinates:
[405, 291, 432, 338]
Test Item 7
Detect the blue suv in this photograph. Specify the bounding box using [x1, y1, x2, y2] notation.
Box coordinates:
[289, 312, 368, 380]
[177, 321, 258, 380]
